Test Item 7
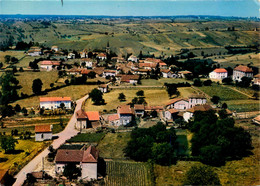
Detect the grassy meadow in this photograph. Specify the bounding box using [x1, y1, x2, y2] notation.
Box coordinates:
[84, 88, 169, 113]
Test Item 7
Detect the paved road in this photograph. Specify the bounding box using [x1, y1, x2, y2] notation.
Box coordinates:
[13, 94, 88, 186]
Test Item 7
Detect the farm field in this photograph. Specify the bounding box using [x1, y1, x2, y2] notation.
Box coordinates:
[97, 132, 130, 159]
[0, 140, 49, 175]
[141, 78, 192, 86]
[104, 160, 153, 186]
[67, 132, 105, 143]
[224, 99, 259, 112]
[84, 88, 169, 113]
[198, 84, 248, 101]
[12, 84, 97, 108]
[178, 87, 197, 98]
[0, 51, 26, 67]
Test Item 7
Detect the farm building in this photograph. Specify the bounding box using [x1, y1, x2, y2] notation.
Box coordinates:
[35, 125, 52, 141]
[76, 110, 101, 129]
[183, 104, 213, 122]
[55, 146, 99, 180]
[120, 75, 140, 84]
[209, 68, 228, 80]
[40, 60, 61, 71]
[67, 68, 82, 75]
[164, 108, 179, 120]
[117, 105, 134, 125]
[40, 97, 72, 110]
[28, 46, 42, 56]
[166, 98, 189, 110]
[232, 65, 253, 82]
[188, 94, 207, 108]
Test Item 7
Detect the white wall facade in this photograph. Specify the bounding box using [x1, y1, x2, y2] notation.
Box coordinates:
[40, 100, 71, 110]
[183, 112, 193, 122]
[81, 163, 98, 180]
[233, 70, 253, 82]
[188, 98, 207, 108]
[76, 120, 87, 130]
[164, 111, 172, 120]
[209, 71, 228, 80]
[167, 100, 189, 110]
[129, 80, 138, 84]
[35, 132, 52, 141]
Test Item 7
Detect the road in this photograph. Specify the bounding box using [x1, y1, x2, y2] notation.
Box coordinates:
[13, 94, 88, 186]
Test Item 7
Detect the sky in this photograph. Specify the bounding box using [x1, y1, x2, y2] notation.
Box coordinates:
[0, 0, 259, 17]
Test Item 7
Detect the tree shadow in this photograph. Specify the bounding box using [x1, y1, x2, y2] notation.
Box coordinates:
[5, 149, 24, 154]
[0, 158, 8, 163]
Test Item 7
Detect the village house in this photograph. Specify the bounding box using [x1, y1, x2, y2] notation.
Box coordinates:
[80, 49, 88, 58]
[97, 53, 107, 60]
[164, 108, 179, 120]
[133, 69, 151, 76]
[178, 70, 192, 78]
[166, 98, 189, 110]
[67, 53, 76, 59]
[188, 94, 207, 108]
[103, 70, 117, 78]
[145, 105, 164, 115]
[40, 97, 72, 110]
[183, 104, 213, 122]
[98, 84, 109, 93]
[232, 65, 253, 82]
[51, 46, 59, 52]
[209, 68, 228, 80]
[134, 104, 145, 117]
[117, 105, 134, 125]
[81, 69, 92, 76]
[144, 58, 163, 64]
[76, 110, 101, 129]
[128, 55, 138, 62]
[81, 58, 93, 69]
[139, 63, 157, 70]
[107, 114, 121, 126]
[35, 124, 52, 141]
[93, 67, 105, 77]
[40, 60, 61, 71]
[159, 62, 168, 69]
[55, 145, 99, 180]
[253, 74, 260, 85]
[120, 75, 140, 84]
[161, 69, 175, 78]
[28, 46, 42, 56]
[67, 68, 82, 75]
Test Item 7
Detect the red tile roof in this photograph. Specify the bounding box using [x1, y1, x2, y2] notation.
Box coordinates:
[0, 169, 8, 182]
[213, 68, 227, 73]
[168, 108, 179, 114]
[55, 146, 99, 163]
[134, 104, 145, 110]
[144, 58, 163, 63]
[139, 63, 157, 68]
[93, 67, 105, 75]
[86, 111, 100, 121]
[40, 60, 60, 66]
[104, 70, 117, 73]
[76, 109, 88, 119]
[121, 75, 140, 82]
[178, 70, 192, 74]
[166, 98, 188, 106]
[81, 69, 92, 75]
[234, 65, 253, 73]
[97, 53, 107, 57]
[35, 125, 52, 133]
[81, 58, 92, 61]
[186, 104, 213, 113]
[118, 105, 133, 114]
[107, 114, 120, 121]
[40, 97, 71, 102]
[159, 62, 167, 66]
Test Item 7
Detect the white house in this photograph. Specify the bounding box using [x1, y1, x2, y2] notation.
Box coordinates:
[55, 146, 99, 180]
[232, 65, 253, 82]
[97, 53, 107, 60]
[80, 49, 88, 58]
[28, 47, 42, 56]
[128, 55, 138, 62]
[117, 105, 133, 125]
[81, 58, 93, 68]
[103, 70, 117, 78]
[120, 75, 140, 84]
[183, 104, 212, 122]
[98, 84, 109, 93]
[40, 60, 61, 71]
[40, 97, 71, 110]
[209, 68, 228, 80]
[35, 125, 52, 141]
[51, 46, 59, 52]
[188, 94, 207, 108]
[164, 108, 179, 120]
[68, 53, 76, 59]
[166, 98, 189, 110]
[161, 69, 175, 78]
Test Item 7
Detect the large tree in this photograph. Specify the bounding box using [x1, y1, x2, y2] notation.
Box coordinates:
[32, 78, 43, 95]
[89, 88, 105, 105]
[183, 164, 221, 185]
[118, 93, 126, 102]
[0, 136, 18, 153]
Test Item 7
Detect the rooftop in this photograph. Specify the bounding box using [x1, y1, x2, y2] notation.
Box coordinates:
[35, 125, 52, 133]
[186, 104, 213, 113]
[213, 68, 227, 73]
[234, 65, 253, 73]
[118, 105, 133, 114]
[85, 111, 100, 121]
[40, 97, 71, 102]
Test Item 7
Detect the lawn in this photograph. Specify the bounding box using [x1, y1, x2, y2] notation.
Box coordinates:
[0, 50, 26, 67]
[198, 84, 248, 101]
[104, 160, 153, 186]
[224, 99, 259, 112]
[97, 132, 131, 159]
[0, 139, 49, 175]
[12, 84, 97, 108]
[67, 132, 105, 143]
[84, 88, 169, 113]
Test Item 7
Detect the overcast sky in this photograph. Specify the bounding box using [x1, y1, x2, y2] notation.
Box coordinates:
[0, 0, 259, 17]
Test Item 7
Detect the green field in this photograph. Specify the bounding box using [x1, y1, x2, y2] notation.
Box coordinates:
[84, 88, 169, 113]
[224, 100, 259, 112]
[104, 160, 153, 186]
[67, 132, 105, 143]
[97, 132, 131, 159]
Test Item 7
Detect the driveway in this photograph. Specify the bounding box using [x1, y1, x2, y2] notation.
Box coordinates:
[13, 94, 89, 186]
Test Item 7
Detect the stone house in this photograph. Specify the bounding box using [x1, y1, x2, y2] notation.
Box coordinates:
[28, 47, 42, 56]
[51, 46, 59, 52]
[232, 65, 253, 82]
[55, 146, 99, 180]
[103, 70, 117, 78]
[76, 110, 101, 129]
[81, 58, 93, 69]
[97, 53, 107, 60]
[35, 125, 52, 141]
